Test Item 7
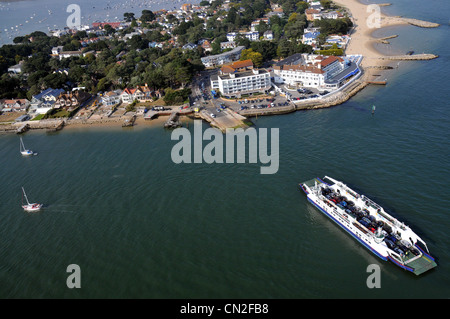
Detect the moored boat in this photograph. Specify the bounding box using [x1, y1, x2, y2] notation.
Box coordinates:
[20, 137, 36, 156]
[300, 176, 437, 275]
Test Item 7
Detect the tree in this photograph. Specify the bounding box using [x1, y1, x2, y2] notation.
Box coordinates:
[124, 12, 135, 22]
[141, 10, 155, 22]
[241, 49, 263, 67]
[103, 24, 116, 35]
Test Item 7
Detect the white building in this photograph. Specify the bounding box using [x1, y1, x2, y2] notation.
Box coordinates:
[210, 60, 271, 98]
[273, 54, 357, 90]
[51, 46, 64, 56]
[201, 46, 245, 68]
[220, 41, 236, 50]
[58, 51, 83, 60]
[101, 90, 122, 106]
[263, 31, 274, 41]
[226, 31, 259, 42]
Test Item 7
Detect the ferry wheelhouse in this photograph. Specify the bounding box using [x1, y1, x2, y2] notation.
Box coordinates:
[300, 176, 437, 275]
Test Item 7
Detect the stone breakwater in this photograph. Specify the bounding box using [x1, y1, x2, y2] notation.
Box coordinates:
[380, 54, 439, 61]
[382, 16, 440, 28]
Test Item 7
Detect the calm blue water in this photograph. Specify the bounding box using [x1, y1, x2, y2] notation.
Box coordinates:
[0, 0, 449, 299]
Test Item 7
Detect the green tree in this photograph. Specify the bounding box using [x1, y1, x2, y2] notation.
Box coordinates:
[241, 48, 263, 67]
[141, 10, 155, 22]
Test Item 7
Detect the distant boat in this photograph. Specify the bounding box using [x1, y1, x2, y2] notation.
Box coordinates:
[21, 187, 43, 212]
[20, 137, 36, 156]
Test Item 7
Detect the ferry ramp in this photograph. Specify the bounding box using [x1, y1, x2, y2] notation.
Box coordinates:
[407, 255, 437, 276]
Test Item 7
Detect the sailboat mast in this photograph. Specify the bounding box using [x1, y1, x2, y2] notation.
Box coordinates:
[22, 187, 30, 205]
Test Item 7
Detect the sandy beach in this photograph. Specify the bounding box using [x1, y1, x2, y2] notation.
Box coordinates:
[333, 0, 438, 70]
[333, 0, 408, 69]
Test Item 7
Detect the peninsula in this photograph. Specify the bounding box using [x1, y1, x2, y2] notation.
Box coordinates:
[0, 0, 439, 133]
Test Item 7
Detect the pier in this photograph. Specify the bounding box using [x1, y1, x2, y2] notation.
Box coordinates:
[380, 54, 438, 61]
[122, 115, 136, 127]
[47, 120, 65, 132]
[196, 108, 249, 132]
[16, 123, 30, 134]
[164, 111, 181, 129]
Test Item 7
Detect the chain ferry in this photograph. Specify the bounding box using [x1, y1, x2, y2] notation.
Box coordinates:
[300, 176, 437, 275]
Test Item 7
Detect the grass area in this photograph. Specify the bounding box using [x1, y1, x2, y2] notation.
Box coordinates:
[46, 109, 70, 118]
[31, 114, 45, 121]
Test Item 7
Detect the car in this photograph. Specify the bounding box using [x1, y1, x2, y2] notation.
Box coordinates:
[210, 113, 216, 118]
[216, 108, 221, 112]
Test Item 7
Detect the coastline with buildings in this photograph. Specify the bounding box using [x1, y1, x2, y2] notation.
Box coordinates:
[0, 0, 440, 134]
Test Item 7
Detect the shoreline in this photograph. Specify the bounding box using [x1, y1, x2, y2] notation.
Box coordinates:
[334, 0, 439, 68]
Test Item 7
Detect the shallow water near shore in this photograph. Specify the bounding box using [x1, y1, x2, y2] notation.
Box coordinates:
[0, 0, 449, 299]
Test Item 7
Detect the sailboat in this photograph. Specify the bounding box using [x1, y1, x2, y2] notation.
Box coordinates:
[22, 187, 43, 212]
[20, 137, 36, 156]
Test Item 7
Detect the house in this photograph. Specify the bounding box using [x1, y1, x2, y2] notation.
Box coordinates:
[302, 31, 320, 46]
[201, 40, 212, 52]
[54, 90, 91, 112]
[59, 51, 83, 60]
[0, 99, 30, 112]
[325, 34, 350, 48]
[120, 85, 154, 104]
[250, 18, 270, 32]
[220, 41, 236, 50]
[182, 43, 198, 50]
[227, 31, 259, 42]
[8, 63, 23, 75]
[51, 46, 64, 55]
[120, 88, 136, 104]
[101, 90, 122, 106]
[181, 3, 192, 12]
[305, 9, 321, 21]
[30, 88, 65, 114]
[263, 31, 273, 41]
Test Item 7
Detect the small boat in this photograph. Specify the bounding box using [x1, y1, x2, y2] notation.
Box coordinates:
[20, 137, 36, 156]
[22, 187, 43, 212]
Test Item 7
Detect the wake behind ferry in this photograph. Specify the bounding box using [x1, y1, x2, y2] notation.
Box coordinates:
[300, 176, 437, 275]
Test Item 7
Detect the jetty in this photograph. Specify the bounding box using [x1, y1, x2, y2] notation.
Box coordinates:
[47, 120, 65, 132]
[122, 114, 136, 127]
[196, 108, 249, 132]
[16, 123, 30, 134]
[376, 34, 398, 44]
[382, 17, 440, 28]
[380, 54, 438, 61]
[164, 111, 181, 129]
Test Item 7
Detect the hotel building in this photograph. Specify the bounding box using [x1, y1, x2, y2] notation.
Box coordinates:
[210, 60, 272, 98]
